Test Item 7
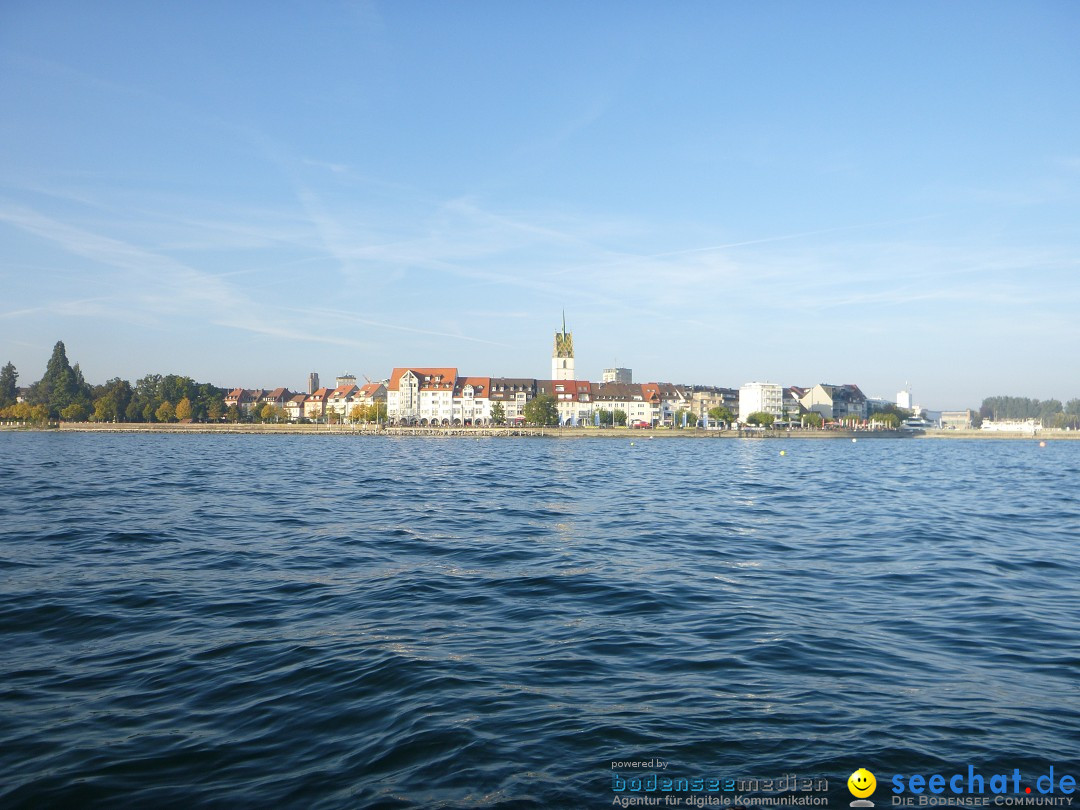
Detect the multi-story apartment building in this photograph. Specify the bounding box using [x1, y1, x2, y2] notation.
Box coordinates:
[225, 388, 267, 415]
[738, 382, 784, 423]
[452, 377, 491, 425]
[387, 368, 458, 425]
[303, 387, 331, 420]
[326, 384, 360, 419]
[686, 386, 739, 425]
[355, 382, 387, 408]
[646, 382, 690, 426]
[592, 382, 658, 425]
[536, 379, 594, 425]
[285, 393, 307, 422]
[798, 383, 868, 421]
[259, 388, 293, 410]
[602, 367, 632, 383]
[487, 378, 536, 424]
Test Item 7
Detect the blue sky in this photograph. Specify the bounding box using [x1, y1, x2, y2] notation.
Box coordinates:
[1, 1, 1078, 409]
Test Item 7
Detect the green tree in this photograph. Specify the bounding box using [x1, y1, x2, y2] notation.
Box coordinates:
[155, 400, 175, 422]
[175, 397, 193, 421]
[674, 408, 694, 428]
[130, 374, 163, 422]
[1038, 399, 1063, 425]
[802, 412, 824, 427]
[160, 375, 194, 407]
[2, 402, 32, 421]
[708, 406, 734, 426]
[746, 411, 775, 427]
[28, 404, 50, 424]
[981, 395, 1065, 426]
[0, 362, 17, 408]
[92, 397, 110, 422]
[490, 401, 506, 426]
[352, 402, 387, 423]
[30, 341, 91, 417]
[260, 403, 276, 422]
[60, 403, 87, 421]
[523, 394, 559, 426]
[207, 400, 223, 421]
[125, 397, 145, 422]
[597, 408, 613, 427]
[90, 378, 132, 422]
[225, 404, 241, 423]
[613, 409, 628, 427]
[198, 387, 225, 422]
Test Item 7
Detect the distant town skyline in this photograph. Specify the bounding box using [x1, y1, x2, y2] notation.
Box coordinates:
[2, 3, 1079, 411]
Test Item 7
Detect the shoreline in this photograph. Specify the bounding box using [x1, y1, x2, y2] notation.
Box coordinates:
[1, 423, 1076, 439]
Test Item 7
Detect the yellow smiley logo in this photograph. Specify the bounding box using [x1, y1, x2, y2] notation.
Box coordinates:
[848, 768, 877, 798]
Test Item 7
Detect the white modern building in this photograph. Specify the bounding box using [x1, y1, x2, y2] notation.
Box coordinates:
[739, 382, 784, 423]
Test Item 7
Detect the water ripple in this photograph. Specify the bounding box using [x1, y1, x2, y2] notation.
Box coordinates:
[1, 434, 1078, 808]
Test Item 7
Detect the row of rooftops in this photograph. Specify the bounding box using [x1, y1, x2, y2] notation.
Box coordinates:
[225, 382, 384, 407]
[387, 369, 738, 404]
[787, 383, 866, 401]
[222, 374, 867, 408]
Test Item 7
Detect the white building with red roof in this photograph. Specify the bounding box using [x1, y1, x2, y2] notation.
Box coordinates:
[536, 379, 594, 425]
[284, 393, 307, 422]
[453, 376, 492, 425]
[591, 382, 661, 426]
[353, 382, 387, 409]
[387, 368, 459, 425]
[326, 384, 360, 419]
[224, 388, 265, 415]
[304, 387, 332, 420]
[259, 388, 293, 408]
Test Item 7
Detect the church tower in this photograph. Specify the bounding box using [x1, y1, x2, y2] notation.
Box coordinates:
[552, 312, 574, 381]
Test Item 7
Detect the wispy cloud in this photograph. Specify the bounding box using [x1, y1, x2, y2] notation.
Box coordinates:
[288, 307, 512, 347]
[0, 202, 359, 347]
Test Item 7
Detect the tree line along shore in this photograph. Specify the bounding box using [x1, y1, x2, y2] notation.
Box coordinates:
[2, 341, 1079, 431]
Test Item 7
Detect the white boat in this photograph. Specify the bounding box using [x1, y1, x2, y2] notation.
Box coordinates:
[901, 416, 935, 431]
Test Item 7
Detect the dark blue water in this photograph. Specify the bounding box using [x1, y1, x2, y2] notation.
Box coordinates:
[1, 434, 1078, 808]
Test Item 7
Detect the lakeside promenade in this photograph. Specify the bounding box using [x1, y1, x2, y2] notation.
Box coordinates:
[3, 423, 1077, 439]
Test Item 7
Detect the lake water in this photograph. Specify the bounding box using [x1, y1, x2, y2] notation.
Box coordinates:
[1, 433, 1077, 808]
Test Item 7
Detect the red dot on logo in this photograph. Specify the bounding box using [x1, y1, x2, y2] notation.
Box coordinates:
[1026, 788, 1032, 794]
